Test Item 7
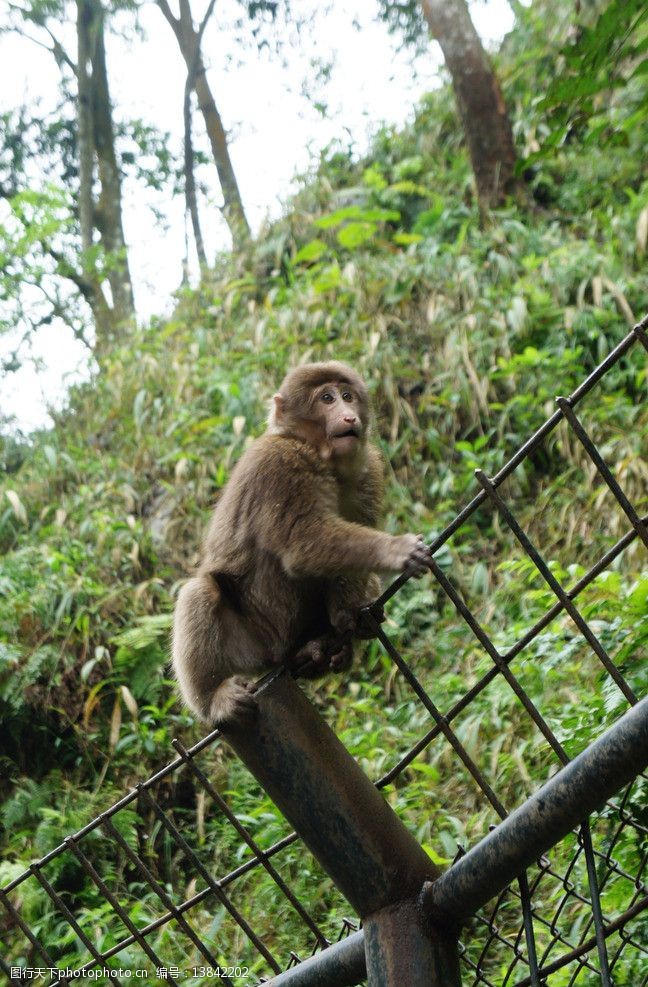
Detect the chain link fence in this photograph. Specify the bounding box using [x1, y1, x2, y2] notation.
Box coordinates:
[1, 318, 647, 986]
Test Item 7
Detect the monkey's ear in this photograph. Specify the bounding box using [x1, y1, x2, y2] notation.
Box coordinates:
[267, 392, 285, 433]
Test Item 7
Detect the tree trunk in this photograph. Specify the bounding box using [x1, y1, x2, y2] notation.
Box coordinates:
[91, 10, 135, 325]
[191, 61, 250, 249]
[76, 0, 95, 259]
[182, 0, 216, 269]
[76, 0, 134, 343]
[184, 86, 207, 267]
[421, 0, 517, 213]
[157, 0, 251, 251]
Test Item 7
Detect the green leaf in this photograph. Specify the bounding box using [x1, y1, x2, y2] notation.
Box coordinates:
[312, 263, 341, 293]
[412, 196, 446, 234]
[388, 180, 429, 197]
[362, 165, 388, 190]
[112, 614, 172, 650]
[294, 239, 328, 263]
[631, 58, 648, 78]
[315, 206, 399, 229]
[540, 75, 612, 109]
[393, 155, 424, 180]
[393, 232, 423, 245]
[628, 576, 648, 614]
[190, 416, 224, 433]
[336, 221, 377, 250]
[422, 843, 451, 866]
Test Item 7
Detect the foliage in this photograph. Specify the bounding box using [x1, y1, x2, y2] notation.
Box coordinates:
[535, 0, 648, 158]
[0, 3, 180, 358]
[375, 0, 427, 53]
[0, 2, 647, 982]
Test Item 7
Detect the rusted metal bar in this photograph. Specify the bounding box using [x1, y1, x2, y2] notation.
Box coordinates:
[2, 319, 644, 985]
[364, 897, 461, 987]
[64, 835, 167, 973]
[262, 696, 648, 987]
[513, 893, 648, 987]
[0, 886, 69, 986]
[222, 668, 440, 918]
[556, 396, 648, 551]
[100, 814, 234, 979]
[0, 726, 224, 897]
[474, 468, 637, 704]
[29, 864, 122, 987]
[374, 621, 508, 815]
[374, 513, 646, 790]
[222, 669, 459, 986]
[259, 933, 366, 987]
[425, 695, 648, 925]
[138, 785, 280, 973]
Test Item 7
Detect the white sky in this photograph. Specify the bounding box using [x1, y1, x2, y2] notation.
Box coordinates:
[0, 0, 514, 432]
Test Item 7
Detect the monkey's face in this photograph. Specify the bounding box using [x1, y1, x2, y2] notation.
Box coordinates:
[269, 362, 370, 462]
[312, 381, 366, 459]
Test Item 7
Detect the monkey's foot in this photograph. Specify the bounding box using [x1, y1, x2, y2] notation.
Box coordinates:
[328, 640, 353, 671]
[289, 634, 354, 678]
[210, 677, 257, 726]
[289, 637, 330, 679]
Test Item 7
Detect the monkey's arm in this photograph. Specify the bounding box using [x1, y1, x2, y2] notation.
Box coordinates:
[249, 437, 429, 578]
[281, 513, 427, 576]
[255, 462, 428, 577]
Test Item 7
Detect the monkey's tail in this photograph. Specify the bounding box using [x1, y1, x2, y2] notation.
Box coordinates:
[172, 575, 223, 723]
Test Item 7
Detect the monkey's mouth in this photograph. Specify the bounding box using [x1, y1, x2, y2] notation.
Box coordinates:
[332, 427, 360, 439]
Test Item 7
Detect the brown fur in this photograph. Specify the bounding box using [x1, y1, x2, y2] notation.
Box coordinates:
[172, 361, 429, 724]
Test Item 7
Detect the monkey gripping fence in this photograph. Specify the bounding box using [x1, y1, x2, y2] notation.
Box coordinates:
[1, 319, 648, 987]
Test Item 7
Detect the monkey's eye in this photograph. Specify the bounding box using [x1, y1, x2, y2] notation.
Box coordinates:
[320, 391, 335, 403]
[341, 391, 353, 402]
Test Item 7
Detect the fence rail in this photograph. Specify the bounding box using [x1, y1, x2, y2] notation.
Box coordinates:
[2, 316, 647, 986]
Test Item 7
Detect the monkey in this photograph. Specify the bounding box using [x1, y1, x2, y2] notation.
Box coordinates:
[172, 361, 431, 725]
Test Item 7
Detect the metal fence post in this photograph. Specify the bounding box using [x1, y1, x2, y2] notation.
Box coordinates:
[222, 669, 462, 987]
[364, 897, 461, 987]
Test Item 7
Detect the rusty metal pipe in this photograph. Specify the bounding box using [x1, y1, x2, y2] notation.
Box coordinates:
[222, 669, 440, 917]
[364, 896, 461, 987]
[256, 933, 366, 987]
[260, 693, 648, 987]
[425, 694, 648, 924]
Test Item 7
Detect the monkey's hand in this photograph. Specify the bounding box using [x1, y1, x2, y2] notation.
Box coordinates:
[209, 676, 257, 726]
[383, 533, 431, 578]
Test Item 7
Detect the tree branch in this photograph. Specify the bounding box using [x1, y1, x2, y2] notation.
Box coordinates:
[42, 23, 77, 73]
[47, 245, 108, 316]
[4, 9, 76, 72]
[155, 0, 179, 32]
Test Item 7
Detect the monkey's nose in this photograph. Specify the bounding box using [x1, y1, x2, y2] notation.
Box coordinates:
[343, 414, 357, 424]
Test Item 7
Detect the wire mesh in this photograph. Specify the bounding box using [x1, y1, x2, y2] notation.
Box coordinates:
[1, 319, 646, 986]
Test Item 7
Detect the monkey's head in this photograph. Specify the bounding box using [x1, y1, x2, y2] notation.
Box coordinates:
[268, 361, 370, 463]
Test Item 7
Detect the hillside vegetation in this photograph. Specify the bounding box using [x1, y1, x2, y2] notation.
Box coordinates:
[1, 11, 647, 981]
